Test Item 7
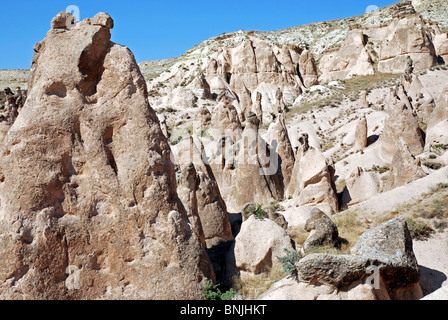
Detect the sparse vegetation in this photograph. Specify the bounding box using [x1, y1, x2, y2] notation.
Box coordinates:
[249, 204, 267, 220]
[423, 162, 443, 170]
[277, 248, 302, 278]
[201, 280, 236, 301]
[366, 164, 391, 174]
[405, 217, 434, 240]
[333, 210, 367, 252]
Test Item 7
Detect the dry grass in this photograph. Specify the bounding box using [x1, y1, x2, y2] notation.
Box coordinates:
[333, 210, 369, 253]
[231, 264, 285, 299]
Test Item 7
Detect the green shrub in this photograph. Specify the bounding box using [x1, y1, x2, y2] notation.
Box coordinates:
[201, 280, 236, 301]
[249, 204, 267, 220]
[423, 162, 443, 170]
[277, 248, 302, 278]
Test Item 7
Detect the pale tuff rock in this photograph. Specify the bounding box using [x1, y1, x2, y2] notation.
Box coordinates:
[51, 11, 76, 29]
[0, 12, 214, 300]
[228, 215, 294, 277]
[401, 62, 436, 125]
[90, 12, 114, 29]
[298, 49, 319, 88]
[235, 84, 252, 122]
[266, 114, 296, 188]
[241, 203, 288, 230]
[252, 91, 263, 125]
[175, 162, 207, 248]
[188, 74, 212, 101]
[319, 29, 375, 83]
[259, 277, 385, 300]
[426, 87, 448, 149]
[354, 114, 368, 151]
[359, 91, 370, 109]
[378, 16, 437, 73]
[172, 138, 234, 248]
[383, 138, 427, 191]
[209, 98, 242, 141]
[342, 167, 381, 207]
[434, 33, 448, 63]
[208, 112, 284, 213]
[380, 87, 424, 163]
[197, 105, 212, 128]
[286, 145, 338, 216]
[426, 120, 448, 150]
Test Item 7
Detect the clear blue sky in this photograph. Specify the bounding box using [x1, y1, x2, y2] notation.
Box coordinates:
[0, 0, 397, 69]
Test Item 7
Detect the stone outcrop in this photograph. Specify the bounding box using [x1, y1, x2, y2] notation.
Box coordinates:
[342, 167, 381, 207]
[319, 29, 375, 83]
[302, 209, 340, 253]
[227, 215, 294, 279]
[380, 87, 424, 162]
[354, 114, 368, 151]
[261, 218, 423, 300]
[208, 112, 284, 212]
[286, 143, 338, 215]
[0, 12, 214, 300]
[298, 49, 319, 88]
[383, 138, 427, 191]
[172, 137, 234, 248]
[426, 86, 448, 149]
[350, 217, 423, 300]
[266, 114, 296, 188]
[378, 16, 437, 74]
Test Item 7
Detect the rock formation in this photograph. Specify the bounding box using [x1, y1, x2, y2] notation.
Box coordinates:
[354, 114, 368, 151]
[298, 49, 319, 88]
[260, 217, 423, 300]
[286, 143, 338, 215]
[380, 87, 425, 162]
[172, 137, 234, 248]
[302, 208, 340, 253]
[266, 114, 296, 188]
[383, 138, 427, 191]
[319, 29, 375, 83]
[342, 167, 381, 207]
[227, 215, 294, 279]
[378, 16, 437, 74]
[0, 12, 214, 300]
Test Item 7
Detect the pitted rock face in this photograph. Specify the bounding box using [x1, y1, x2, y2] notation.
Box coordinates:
[0, 12, 214, 300]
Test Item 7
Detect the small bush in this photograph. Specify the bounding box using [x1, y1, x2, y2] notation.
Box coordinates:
[277, 248, 302, 278]
[423, 162, 443, 170]
[201, 280, 236, 301]
[249, 204, 267, 220]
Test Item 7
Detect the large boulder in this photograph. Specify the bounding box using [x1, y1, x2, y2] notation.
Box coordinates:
[342, 167, 381, 206]
[286, 146, 338, 215]
[228, 215, 294, 278]
[350, 217, 423, 300]
[0, 12, 214, 300]
[302, 209, 340, 253]
[265, 217, 423, 300]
